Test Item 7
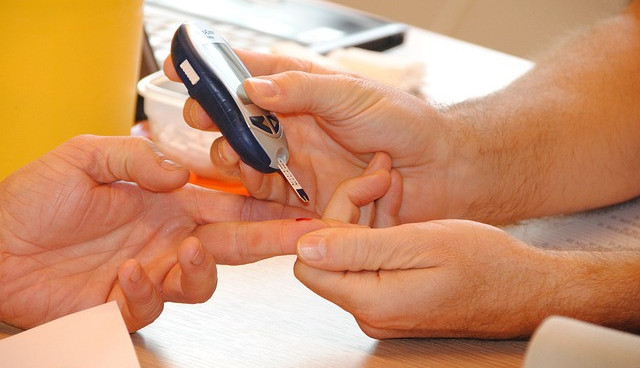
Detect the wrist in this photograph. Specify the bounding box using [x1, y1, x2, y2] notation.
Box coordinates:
[538, 250, 640, 332]
[439, 96, 562, 225]
[438, 102, 529, 224]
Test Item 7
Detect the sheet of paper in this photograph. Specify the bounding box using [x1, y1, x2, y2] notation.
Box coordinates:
[0, 301, 140, 368]
[504, 197, 640, 251]
[523, 316, 640, 368]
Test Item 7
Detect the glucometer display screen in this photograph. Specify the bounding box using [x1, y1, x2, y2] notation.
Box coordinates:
[202, 42, 252, 105]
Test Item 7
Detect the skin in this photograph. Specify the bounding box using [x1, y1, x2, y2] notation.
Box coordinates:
[0, 135, 327, 332]
[299, 159, 640, 339]
[164, 53, 445, 223]
[162, 1, 640, 338]
[164, 1, 640, 226]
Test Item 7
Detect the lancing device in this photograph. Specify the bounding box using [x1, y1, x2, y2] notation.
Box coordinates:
[171, 22, 309, 202]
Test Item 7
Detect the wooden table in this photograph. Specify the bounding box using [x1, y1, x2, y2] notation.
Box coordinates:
[129, 256, 528, 368]
[0, 27, 535, 367]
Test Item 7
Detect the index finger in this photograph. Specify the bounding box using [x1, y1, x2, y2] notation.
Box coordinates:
[235, 49, 336, 77]
[163, 55, 180, 82]
[195, 218, 328, 265]
[163, 50, 336, 83]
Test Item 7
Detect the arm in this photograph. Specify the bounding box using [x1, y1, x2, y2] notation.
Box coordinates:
[445, 1, 640, 223]
[164, 1, 640, 226]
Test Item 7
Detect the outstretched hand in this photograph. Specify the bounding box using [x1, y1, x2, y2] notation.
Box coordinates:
[0, 135, 323, 332]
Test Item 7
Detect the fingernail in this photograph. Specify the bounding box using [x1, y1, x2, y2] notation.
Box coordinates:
[160, 158, 183, 171]
[247, 78, 278, 98]
[191, 243, 206, 266]
[298, 234, 326, 262]
[217, 140, 233, 164]
[129, 262, 143, 282]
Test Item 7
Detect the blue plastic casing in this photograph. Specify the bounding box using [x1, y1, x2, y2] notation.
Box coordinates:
[171, 23, 288, 173]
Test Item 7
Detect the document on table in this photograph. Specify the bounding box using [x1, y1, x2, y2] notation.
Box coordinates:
[505, 196, 640, 251]
[523, 316, 640, 368]
[0, 301, 140, 368]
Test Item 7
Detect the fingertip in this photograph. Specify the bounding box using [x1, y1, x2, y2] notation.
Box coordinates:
[163, 55, 180, 81]
[363, 152, 392, 175]
[172, 237, 218, 302]
[117, 259, 165, 332]
[183, 98, 217, 131]
[178, 237, 215, 269]
[245, 77, 279, 100]
[136, 139, 190, 191]
[373, 169, 403, 227]
[210, 137, 240, 167]
[117, 258, 141, 283]
[297, 233, 327, 263]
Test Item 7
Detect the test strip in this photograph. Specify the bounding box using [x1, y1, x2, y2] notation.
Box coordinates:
[277, 159, 309, 202]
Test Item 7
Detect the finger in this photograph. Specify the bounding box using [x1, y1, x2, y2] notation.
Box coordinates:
[237, 160, 292, 203]
[352, 152, 392, 226]
[163, 55, 179, 81]
[323, 169, 391, 224]
[165, 56, 217, 131]
[372, 168, 403, 228]
[296, 222, 459, 272]
[243, 72, 383, 121]
[323, 152, 391, 224]
[235, 49, 337, 77]
[114, 259, 165, 332]
[164, 51, 334, 82]
[209, 137, 242, 178]
[183, 97, 218, 131]
[195, 218, 328, 265]
[162, 237, 218, 303]
[62, 135, 190, 192]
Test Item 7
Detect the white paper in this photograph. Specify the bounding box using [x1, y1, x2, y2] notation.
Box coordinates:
[523, 316, 640, 368]
[0, 301, 140, 368]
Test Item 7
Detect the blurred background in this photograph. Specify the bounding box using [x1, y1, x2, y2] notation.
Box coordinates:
[328, 0, 629, 58]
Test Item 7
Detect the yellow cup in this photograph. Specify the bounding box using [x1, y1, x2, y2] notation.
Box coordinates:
[0, 0, 143, 179]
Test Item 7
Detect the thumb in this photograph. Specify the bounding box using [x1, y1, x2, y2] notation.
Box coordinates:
[244, 72, 384, 123]
[296, 223, 445, 272]
[63, 135, 190, 192]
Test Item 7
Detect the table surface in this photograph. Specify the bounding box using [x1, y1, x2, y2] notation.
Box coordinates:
[0, 27, 535, 368]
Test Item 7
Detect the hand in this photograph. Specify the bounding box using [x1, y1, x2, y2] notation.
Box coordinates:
[321, 151, 401, 227]
[163, 52, 470, 224]
[0, 135, 323, 332]
[298, 156, 550, 338]
[295, 120, 640, 339]
[293, 220, 567, 339]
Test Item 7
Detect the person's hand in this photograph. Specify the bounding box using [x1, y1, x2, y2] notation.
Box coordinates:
[0, 135, 323, 332]
[293, 219, 569, 339]
[297, 154, 561, 339]
[163, 52, 471, 224]
[320, 151, 401, 227]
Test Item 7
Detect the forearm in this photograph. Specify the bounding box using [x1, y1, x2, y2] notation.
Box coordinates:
[444, 2, 640, 224]
[537, 250, 640, 333]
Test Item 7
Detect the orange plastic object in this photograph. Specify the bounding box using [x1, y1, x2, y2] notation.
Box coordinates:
[132, 122, 248, 195]
[188, 172, 249, 195]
